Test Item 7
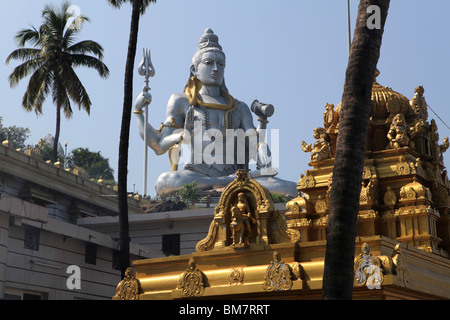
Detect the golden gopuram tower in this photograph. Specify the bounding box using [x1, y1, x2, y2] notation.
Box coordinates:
[114, 71, 450, 300]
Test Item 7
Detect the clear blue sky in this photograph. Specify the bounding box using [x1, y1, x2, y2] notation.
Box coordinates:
[1, 0, 450, 196]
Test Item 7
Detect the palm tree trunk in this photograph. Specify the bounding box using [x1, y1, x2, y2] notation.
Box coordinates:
[53, 106, 61, 163]
[322, 0, 390, 300]
[117, 0, 142, 278]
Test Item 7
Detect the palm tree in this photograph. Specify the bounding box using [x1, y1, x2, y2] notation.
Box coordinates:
[107, 0, 156, 278]
[6, 1, 109, 163]
[322, 0, 390, 300]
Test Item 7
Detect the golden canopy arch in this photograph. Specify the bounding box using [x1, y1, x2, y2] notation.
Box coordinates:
[196, 170, 299, 252]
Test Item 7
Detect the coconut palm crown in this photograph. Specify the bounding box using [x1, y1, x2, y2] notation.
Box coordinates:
[6, 1, 109, 162]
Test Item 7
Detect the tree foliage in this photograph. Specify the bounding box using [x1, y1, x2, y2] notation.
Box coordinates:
[5, 1, 109, 162]
[68, 147, 115, 181]
[0, 116, 30, 150]
[178, 181, 199, 205]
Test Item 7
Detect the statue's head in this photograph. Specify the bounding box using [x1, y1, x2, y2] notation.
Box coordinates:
[188, 28, 227, 91]
[313, 127, 325, 139]
[392, 113, 406, 126]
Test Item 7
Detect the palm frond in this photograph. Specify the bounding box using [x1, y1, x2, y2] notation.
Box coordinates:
[66, 40, 105, 60]
[8, 57, 45, 88]
[107, 0, 128, 9]
[5, 48, 41, 64]
[57, 61, 92, 115]
[51, 75, 73, 118]
[15, 27, 42, 47]
[106, 0, 157, 14]
[70, 54, 110, 79]
[22, 64, 52, 114]
[140, 0, 157, 14]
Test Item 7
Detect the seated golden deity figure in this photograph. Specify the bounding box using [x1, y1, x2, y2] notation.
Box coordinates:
[301, 127, 332, 162]
[387, 113, 415, 150]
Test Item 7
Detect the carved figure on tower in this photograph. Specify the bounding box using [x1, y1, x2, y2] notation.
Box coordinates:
[301, 127, 332, 162]
[386, 113, 418, 150]
[230, 192, 257, 246]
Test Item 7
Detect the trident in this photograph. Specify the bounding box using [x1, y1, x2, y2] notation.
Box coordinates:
[138, 49, 155, 196]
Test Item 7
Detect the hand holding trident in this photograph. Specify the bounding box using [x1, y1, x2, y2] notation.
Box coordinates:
[137, 48, 155, 196]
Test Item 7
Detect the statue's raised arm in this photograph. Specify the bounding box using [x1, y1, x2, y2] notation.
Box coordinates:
[134, 92, 189, 155]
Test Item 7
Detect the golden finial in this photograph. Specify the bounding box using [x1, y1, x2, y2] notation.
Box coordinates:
[2, 136, 9, 147]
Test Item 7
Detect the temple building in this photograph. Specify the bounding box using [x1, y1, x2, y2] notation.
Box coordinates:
[114, 71, 450, 300]
[0, 142, 155, 299]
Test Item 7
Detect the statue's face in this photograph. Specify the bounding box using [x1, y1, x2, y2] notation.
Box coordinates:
[195, 51, 225, 87]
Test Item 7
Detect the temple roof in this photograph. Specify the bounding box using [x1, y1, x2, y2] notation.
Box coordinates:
[370, 70, 411, 118]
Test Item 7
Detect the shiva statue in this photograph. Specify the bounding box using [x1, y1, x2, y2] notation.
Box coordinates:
[134, 28, 297, 196]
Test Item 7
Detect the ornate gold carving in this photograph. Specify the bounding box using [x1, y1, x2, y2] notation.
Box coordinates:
[396, 204, 433, 216]
[228, 267, 244, 285]
[25, 146, 43, 161]
[195, 220, 219, 252]
[263, 251, 293, 292]
[362, 165, 373, 180]
[314, 195, 328, 214]
[197, 170, 297, 252]
[312, 215, 328, 227]
[354, 243, 384, 288]
[323, 103, 339, 135]
[288, 218, 311, 228]
[301, 127, 332, 162]
[290, 263, 303, 280]
[414, 157, 426, 176]
[177, 257, 206, 298]
[220, 169, 273, 214]
[439, 137, 449, 161]
[410, 85, 428, 121]
[358, 210, 378, 219]
[391, 244, 409, 288]
[395, 156, 414, 175]
[115, 267, 141, 300]
[298, 172, 316, 189]
[359, 178, 378, 206]
[271, 210, 301, 243]
[399, 177, 432, 203]
[371, 70, 410, 119]
[236, 169, 250, 184]
[285, 197, 306, 215]
[383, 186, 397, 208]
[387, 113, 417, 149]
[230, 192, 257, 247]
